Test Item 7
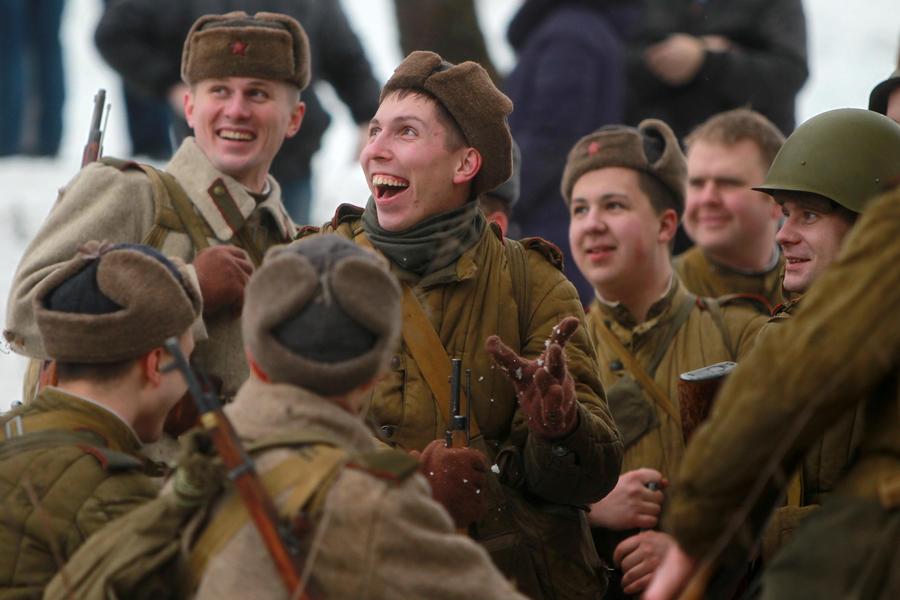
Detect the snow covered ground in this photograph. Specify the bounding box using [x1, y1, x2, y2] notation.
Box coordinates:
[0, 0, 896, 411]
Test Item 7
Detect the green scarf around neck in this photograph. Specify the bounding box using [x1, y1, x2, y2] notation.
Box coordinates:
[361, 197, 485, 276]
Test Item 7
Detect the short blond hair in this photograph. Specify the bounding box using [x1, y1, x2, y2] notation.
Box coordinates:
[685, 108, 785, 167]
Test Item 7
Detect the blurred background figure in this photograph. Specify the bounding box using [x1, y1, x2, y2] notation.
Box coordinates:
[478, 140, 521, 238]
[100, 0, 173, 161]
[869, 45, 900, 124]
[393, 0, 499, 84]
[0, 0, 67, 158]
[94, 0, 381, 225]
[626, 0, 809, 139]
[504, 0, 639, 304]
[626, 0, 808, 254]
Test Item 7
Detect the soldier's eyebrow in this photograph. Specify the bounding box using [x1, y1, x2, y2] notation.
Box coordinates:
[369, 115, 429, 128]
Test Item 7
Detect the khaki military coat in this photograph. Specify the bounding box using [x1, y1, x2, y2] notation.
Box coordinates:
[0, 389, 158, 599]
[4, 138, 295, 399]
[665, 188, 900, 598]
[755, 297, 867, 559]
[674, 245, 784, 311]
[587, 277, 766, 477]
[194, 377, 527, 600]
[309, 209, 623, 600]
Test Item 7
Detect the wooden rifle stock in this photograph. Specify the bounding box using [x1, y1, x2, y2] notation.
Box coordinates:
[677, 361, 736, 444]
[81, 89, 108, 167]
[163, 338, 314, 599]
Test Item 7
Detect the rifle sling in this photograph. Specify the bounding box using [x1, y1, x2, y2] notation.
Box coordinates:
[187, 444, 347, 590]
[352, 232, 481, 440]
[138, 165, 211, 254]
[593, 295, 697, 424]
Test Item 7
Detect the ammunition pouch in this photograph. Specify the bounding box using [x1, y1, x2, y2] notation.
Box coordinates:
[606, 375, 660, 449]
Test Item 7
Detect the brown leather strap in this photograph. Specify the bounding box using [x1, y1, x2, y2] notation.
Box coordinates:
[594, 319, 680, 423]
[353, 233, 481, 439]
[207, 179, 265, 266]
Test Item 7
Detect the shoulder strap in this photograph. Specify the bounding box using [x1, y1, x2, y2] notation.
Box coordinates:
[503, 238, 530, 346]
[0, 429, 143, 472]
[187, 444, 348, 589]
[353, 233, 483, 441]
[698, 297, 737, 360]
[593, 318, 680, 423]
[349, 448, 421, 482]
[104, 160, 213, 253]
[645, 294, 697, 377]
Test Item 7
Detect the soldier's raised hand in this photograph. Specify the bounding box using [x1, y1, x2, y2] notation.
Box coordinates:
[485, 316, 581, 440]
[193, 245, 254, 316]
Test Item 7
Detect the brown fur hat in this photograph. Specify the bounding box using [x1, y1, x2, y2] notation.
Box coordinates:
[181, 11, 311, 91]
[561, 119, 687, 212]
[380, 51, 513, 198]
[33, 241, 201, 363]
[243, 235, 401, 397]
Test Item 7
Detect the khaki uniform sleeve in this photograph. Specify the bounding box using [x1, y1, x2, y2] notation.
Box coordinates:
[664, 189, 900, 559]
[366, 474, 528, 599]
[4, 163, 157, 357]
[518, 253, 623, 505]
[722, 305, 768, 360]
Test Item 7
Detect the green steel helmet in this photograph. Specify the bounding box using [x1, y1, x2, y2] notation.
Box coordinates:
[754, 108, 900, 213]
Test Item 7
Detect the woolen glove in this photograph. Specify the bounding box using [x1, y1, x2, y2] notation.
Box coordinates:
[193, 245, 253, 316]
[486, 316, 580, 440]
[418, 440, 489, 528]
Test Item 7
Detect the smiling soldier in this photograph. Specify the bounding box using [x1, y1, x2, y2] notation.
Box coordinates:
[6, 12, 308, 421]
[563, 121, 766, 597]
[300, 51, 623, 599]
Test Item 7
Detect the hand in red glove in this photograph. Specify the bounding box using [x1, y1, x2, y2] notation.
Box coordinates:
[417, 440, 489, 529]
[193, 246, 253, 316]
[486, 316, 581, 440]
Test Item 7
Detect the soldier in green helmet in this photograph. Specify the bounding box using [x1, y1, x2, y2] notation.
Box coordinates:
[749, 108, 900, 561]
[641, 109, 900, 600]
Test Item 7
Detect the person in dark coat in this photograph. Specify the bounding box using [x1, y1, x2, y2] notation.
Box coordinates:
[504, 0, 639, 305]
[95, 0, 381, 224]
[626, 0, 808, 139]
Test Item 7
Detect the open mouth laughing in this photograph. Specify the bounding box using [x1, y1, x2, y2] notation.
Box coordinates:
[372, 173, 410, 200]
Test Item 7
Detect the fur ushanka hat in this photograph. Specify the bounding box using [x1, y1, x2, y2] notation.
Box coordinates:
[561, 119, 687, 214]
[243, 235, 401, 396]
[181, 11, 311, 91]
[33, 241, 201, 363]
[381, 50, 514, 198]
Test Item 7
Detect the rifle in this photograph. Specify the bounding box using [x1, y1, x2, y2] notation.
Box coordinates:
[163, 338, 314, 599]
[81, 89, 109, 167]
[444, 359, 470, 448]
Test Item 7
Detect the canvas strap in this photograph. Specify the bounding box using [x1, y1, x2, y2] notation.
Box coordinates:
[593, 296, 696, 423]
[186, 444, 347, 589]
[353, 233, 482, 440]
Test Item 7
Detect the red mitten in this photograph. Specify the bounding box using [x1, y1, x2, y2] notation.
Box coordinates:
[419, 440, 489, 528]
[486, 316, 580, 440]
[193, 246, 253, 316]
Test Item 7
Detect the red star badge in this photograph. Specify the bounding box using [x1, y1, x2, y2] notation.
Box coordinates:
[230, 40, 248, 56]
[587, 141, 601, 156]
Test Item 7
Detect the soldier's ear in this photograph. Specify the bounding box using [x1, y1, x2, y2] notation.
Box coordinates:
[453, 147, 482, 185]
[143, 347, 164, 387]
[658, 208, 679, 244]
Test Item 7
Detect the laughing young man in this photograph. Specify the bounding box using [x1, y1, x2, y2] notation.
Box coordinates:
[303, 51, 623, 600]
[6, 12, 308, 410]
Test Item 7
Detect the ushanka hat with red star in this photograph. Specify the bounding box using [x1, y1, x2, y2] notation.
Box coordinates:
[560, 119, 686, 212]
[181, 11, 310, 91]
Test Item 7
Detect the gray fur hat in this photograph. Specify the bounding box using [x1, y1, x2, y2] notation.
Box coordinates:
[33, 241, 201, 363]
[381, 51, 513, 198]
[181, 11, 311, 91]
[243, 235, 402, 396]
[561, 119, 687, 213]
